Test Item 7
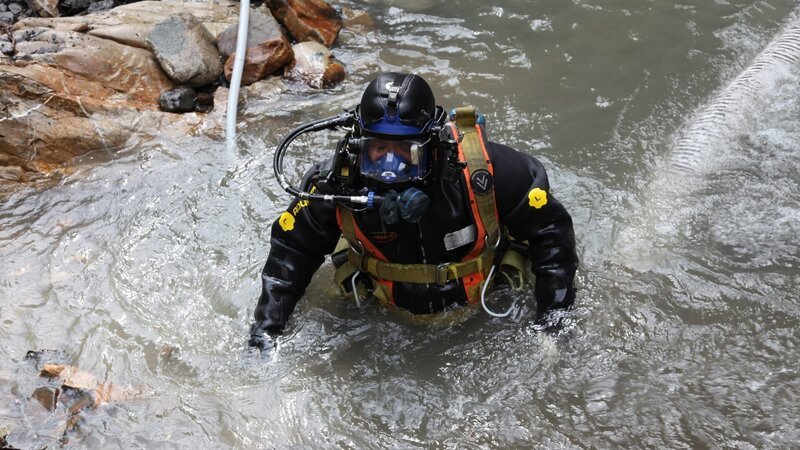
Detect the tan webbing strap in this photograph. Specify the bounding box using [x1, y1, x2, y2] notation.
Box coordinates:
[452, 107, 500, 247]
[346, 247, 495, 285]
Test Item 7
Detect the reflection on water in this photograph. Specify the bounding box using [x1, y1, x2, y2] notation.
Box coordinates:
[2, 0, 799, 447]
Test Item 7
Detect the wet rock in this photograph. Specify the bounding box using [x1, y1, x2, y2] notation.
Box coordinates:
[158, 85, 197, 113]
[11, 27, 174, 102]
[0, 166, 25, 181]
[15, 1, 240, 50]
[341, 7, 376, 32]
[268, 0, 341, 47]
[32, 386, 60, 412]
[24, 0, 59, 18]
[147, 13, 223, 87]
[283, 41, 345, 88]
[216, 6, 285, 60]
[224, 38, 294, 86]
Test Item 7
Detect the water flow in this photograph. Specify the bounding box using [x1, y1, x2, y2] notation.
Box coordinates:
[1, 0, 799, 448]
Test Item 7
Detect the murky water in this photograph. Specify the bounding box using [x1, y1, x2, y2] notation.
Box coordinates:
[2, 0, 799, 447]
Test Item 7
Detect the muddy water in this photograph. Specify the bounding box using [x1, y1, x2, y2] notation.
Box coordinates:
[2, 0, 799, 447]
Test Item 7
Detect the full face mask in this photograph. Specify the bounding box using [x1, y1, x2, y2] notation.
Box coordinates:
[359, 136, 430, 183]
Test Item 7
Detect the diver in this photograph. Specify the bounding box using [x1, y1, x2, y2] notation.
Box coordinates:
[248, 72, 578, 350]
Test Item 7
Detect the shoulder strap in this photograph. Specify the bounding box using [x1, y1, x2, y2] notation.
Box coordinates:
[449, 106, 501, 255]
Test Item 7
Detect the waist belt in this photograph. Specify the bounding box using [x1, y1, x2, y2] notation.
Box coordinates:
[346, 245, 495, 286]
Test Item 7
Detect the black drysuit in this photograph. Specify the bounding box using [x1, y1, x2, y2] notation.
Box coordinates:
[250, 142, 578, 338]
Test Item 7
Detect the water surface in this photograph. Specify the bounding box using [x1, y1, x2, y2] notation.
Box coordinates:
[2, 0, 799, 447]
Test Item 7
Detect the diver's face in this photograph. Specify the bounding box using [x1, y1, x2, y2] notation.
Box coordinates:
[367, 139, 413, 162]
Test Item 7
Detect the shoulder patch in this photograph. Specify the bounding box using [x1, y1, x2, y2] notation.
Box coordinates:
[470, 169, 494, 195]
[279, 211, 295, 231]
[528, 187, 548, 209]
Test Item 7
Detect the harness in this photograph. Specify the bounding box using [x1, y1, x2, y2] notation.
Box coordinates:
[335, 106, 502, 305]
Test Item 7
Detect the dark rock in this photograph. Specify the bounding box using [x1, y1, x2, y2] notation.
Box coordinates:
[224, 38, 294, 86]
[158, 85, 197, 113]
[216, 6, 284, 60]
[86, 0, 116, 14]
[195, 92, 214, 113]
[267, 0, 341, 47]
[147, 13, 223, 87]
[58, 0, 92, 16]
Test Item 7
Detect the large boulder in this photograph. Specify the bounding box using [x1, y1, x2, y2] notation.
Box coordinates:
[219, 7, 294, 86]
[11, 27, 174, 102]
[14, 0, 240, 50]
[224, 39, 294, 86]
[147, 13, 223, 87]
[216, 6, 286, 60]
[283, 41, 345, 88]
[268, 0, 341, 47]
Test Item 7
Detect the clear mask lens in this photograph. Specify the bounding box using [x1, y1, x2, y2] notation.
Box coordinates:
[359, 137, 429, 183]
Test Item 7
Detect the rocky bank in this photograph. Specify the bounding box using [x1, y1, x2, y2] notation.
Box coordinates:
[0, 0, 363, 184]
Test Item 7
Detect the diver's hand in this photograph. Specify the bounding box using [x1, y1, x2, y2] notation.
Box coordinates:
[248, 321, 279, 353]
[534, 309, 571, 333]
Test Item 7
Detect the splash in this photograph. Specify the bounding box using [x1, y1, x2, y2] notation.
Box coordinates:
[614, 13, 800, 270]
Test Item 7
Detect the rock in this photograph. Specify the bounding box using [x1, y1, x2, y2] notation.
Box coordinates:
[11, 27, 174, 102]
[224, 38, 294, 86]
[158, 85, 197, 113]
[195, 91, 214, 112]
[0, 166, 25, 181]
[148, 13, 223, 87]
[216, 6, 285, 60]
[341, 7, 376, 32]
[24, 0, 59, 18]
[267, 0, 341, 47]
[87, 0, 116, 14]
[0, 12, 14, 26]
[15, 1, 240, 50]
[283, 41, 345, 88]
[9, 3, 24, 15]
[58, 0, 92, 16]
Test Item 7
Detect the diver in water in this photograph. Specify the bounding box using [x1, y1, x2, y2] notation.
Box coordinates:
[249, 72, 578, 350]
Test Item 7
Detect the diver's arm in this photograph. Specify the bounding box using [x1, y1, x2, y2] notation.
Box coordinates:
[249, 169, 340, 347]
[489, 143, 579, 319]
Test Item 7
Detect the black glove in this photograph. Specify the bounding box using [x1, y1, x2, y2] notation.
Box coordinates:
[248, 322, 279, 352]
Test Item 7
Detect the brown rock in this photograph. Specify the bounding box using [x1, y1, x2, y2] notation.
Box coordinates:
[15, 0, 240, 50]
[217, 6, 285, 60]
[12, 27, 174, 103]
[268, 0, 341, 47]
[224, 38, 294, 86]
[341, 7, 376, 32]
[283, 41, 345, 88]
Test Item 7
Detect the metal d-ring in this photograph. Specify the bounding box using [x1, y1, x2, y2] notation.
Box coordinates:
[349, 239, 365, 256]
[485, 232, 501, 249]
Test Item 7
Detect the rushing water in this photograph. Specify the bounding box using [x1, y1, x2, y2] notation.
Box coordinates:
[2, 0, 800, 447]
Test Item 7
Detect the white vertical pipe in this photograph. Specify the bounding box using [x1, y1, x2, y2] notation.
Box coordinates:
[226, 0, 250, 149]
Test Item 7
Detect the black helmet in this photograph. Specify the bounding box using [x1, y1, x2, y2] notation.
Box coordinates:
[358, 72, 436, 136]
